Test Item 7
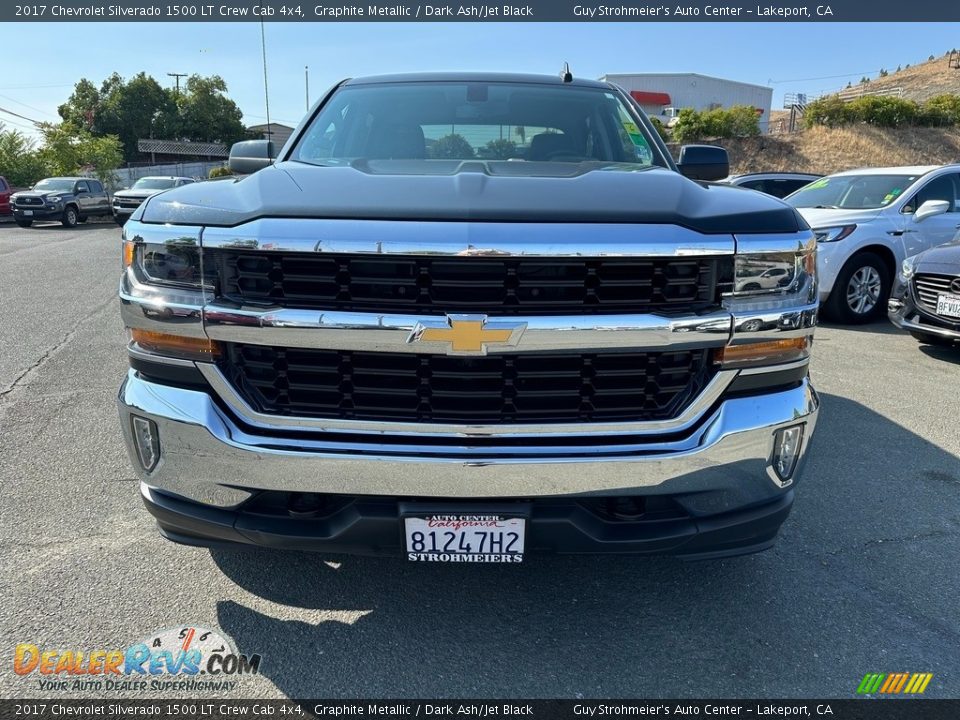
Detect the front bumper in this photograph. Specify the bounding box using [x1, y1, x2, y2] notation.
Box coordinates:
[119, 370, 818, 556]
[888, 281, 960, 342]
[12, 205, 62, 220]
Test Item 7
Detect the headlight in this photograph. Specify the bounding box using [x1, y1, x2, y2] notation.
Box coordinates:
[122, 226, 214, 290]
[813, 225, 856, 243]
[727, 240, 817, 303]
[46, 196, 62, 204]
[900, 256, 917, 281]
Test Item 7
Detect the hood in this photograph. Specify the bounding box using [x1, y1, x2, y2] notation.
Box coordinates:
[14, 190, 62, 199]
[138, 161, 806, 234]
[114, 188, 162, 200]
[794, 206, 883, 229]
[913, 240, 960, 272]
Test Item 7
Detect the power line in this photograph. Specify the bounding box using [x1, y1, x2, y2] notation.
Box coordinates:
[0, 83, 74, 90]
[0, 105, 41, 125]
[0, 93, 56, 118]
[768, 70, 882, 84]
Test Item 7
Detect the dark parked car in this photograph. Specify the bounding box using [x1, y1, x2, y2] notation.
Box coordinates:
[0, 176, 13, 217]
[719, 172, 822, 199]
[112, 176, 194, 226]
[11, 177, 112, 228]
[889, 238, 960, 347]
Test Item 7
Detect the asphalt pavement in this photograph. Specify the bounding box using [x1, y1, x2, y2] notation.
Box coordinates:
[1, 222, 958, 700]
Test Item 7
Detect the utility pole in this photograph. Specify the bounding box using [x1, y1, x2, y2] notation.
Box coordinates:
[305, 65, 310, 111]
[260, 22, 271, 145]
[167, 72, 187, 94]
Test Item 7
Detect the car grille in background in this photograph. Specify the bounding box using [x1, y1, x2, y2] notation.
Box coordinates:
[914, 274, 960, 317]
[117, 199, 143, 208]
[220, 344, 715, 424]
[208, 251, 727, 315]
[16, 197, 42, 206]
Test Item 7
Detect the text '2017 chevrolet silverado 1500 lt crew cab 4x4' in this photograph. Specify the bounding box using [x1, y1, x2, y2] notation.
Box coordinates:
[118, 73, 819, 562]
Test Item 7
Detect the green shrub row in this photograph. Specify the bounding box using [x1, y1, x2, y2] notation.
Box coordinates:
[803, 94, 960, 129]
[671, 105, 762, 144]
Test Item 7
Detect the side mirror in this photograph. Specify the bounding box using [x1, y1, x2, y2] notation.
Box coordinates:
[229, 140, 275, 174]
[914, 199, 950, 223]
[677, 144, 730, 182]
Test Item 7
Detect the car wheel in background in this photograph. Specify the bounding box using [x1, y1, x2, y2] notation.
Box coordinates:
[77, 216, 87, 224]
[909, 331, 956, 348]
[115, 217, 126, 226]
[824, 251, 890, 324]
[14, 218, 32, 228]
[61, 206, 79, 228]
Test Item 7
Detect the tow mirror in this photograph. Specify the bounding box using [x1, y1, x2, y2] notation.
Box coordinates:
[914, 199, 950, 223]
[677, 144, 730, 182]
[229, 140, 275, 175]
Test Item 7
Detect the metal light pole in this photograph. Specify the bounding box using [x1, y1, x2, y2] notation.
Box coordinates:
[305, 65, 310, 111]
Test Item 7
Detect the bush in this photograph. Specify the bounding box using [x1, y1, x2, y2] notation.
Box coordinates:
[482, 138, 518, 159]
[208, 165, 233, 178]
[648, 116, 669, 141]
[672, 105, 760, 143]
[919, 95, 960, 126]
[804, 94, 960, 129]
[803, 96, 854, 128]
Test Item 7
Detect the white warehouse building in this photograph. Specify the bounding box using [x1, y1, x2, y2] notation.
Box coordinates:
[600, 72, 774, 131]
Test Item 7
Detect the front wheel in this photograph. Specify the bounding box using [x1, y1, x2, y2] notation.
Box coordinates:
[114, 216, 127, 227]
[823, 251, 890, 324]
[61, 206, 79, 228]
[910, 331, 956, 348]
[14, 218, 32, 228]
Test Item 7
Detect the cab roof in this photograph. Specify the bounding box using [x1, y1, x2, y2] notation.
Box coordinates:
[830, 165, 954, 177]
[343, 72, 611, 89]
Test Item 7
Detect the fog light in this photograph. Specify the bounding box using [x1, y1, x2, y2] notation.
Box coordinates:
[772, 424, 804, 485]
[132, 416, 160, 472]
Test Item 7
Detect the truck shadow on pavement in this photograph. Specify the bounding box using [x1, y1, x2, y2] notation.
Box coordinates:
[209, 392, 960, 698]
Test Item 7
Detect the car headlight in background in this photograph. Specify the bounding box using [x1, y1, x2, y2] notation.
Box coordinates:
[899, 256, 917, 282]
[813, 225, 856, 243]
[46, 196, 63, 204]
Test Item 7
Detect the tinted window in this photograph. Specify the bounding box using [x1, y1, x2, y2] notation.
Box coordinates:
[89, 180, 103, 193]
[133, 178, 178, 190]
[292, 81, 661, 170]
[34, 178, 76, 192]
[75, 181, 90, 193]
[907, 174, 958, 213]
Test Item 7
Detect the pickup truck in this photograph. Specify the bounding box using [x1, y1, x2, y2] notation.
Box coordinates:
[118, 72, 819, 561]
[11, 176, 111, 228]
[0, 176, 12, 216]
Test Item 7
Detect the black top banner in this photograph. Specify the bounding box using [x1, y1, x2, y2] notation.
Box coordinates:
[5, 0, 960, 22]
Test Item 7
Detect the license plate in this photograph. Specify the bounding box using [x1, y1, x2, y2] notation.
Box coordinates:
[936, 293, 960, 319]
[23, 210, 33, 216]
[404, 514, 525, 563]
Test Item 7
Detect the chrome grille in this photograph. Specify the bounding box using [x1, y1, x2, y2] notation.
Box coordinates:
[914, 274, 959, 315]
[15, 196, 43, 206]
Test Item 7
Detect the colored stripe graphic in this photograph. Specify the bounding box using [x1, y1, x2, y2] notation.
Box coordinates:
[857, 673, 933, 694]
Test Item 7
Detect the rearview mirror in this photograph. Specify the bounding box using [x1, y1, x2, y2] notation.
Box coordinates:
[229, 140, 275, 175]
[914, 199, 950, 223]
[677, 144, 730, 182]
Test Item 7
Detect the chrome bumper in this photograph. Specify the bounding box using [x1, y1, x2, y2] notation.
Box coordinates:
[119, 369, 819, 512]
[889, 298, 960, 341]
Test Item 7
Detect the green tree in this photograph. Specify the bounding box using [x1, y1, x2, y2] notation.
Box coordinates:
[169, 74, 248, 146]
[429, 133, 475, 159]
[803, 96, 854, 128]
[38, 122, 123, 184]
[483, 138, 518, 159]
[0, 124, 48, 187]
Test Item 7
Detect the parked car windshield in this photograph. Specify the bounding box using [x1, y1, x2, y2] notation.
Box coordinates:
[132, 178, 178, 190]
[786, 173, 921, 210]
[291, 81, 661, 170]
[33, 178, 76, 191]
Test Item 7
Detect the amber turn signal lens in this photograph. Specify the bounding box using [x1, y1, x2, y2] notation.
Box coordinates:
[130, 329, 221, 360]
[714, 337, 809, 368]
[122, 241, 135, 268]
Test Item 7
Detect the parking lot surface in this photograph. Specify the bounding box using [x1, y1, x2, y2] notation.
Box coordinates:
[1, 223, 958, 699]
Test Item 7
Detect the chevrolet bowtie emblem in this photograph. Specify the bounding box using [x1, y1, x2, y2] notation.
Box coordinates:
[408, 315, 527, 355]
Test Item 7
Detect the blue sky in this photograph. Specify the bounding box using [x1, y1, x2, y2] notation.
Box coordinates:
[2, 22, 957, 142]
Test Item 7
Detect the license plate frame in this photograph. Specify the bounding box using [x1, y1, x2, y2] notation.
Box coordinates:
[936, 293, 960, 319]
[400, 503, 529, 563]
[23, 210, 33, 216]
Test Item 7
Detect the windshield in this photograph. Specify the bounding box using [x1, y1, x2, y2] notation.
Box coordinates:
[786, 174, 920, 210]
[132, 178, 177, 190]
[33, 178, 76, 191]
[291, 81, 660, 170]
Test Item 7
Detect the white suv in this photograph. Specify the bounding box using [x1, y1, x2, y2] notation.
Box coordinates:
[786, 165, 960, 323]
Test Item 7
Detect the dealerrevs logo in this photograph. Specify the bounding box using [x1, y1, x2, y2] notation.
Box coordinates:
[14, 626, 261, 692]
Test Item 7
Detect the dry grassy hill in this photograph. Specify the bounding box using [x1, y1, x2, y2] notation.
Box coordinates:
[723, 125, 960, 176]
[842, 52, 960, 103]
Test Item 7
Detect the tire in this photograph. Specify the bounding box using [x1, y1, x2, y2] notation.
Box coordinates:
[61, 205, 79, 228]
[115, 217, 127, 227]
[14, 218, 32, 228]
[823, 251, 891, 324]
[77, 216, 88, 224]
[910, 331, 956, 347]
